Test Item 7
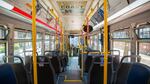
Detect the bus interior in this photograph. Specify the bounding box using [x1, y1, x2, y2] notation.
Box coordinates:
[0, 0, 150, 84]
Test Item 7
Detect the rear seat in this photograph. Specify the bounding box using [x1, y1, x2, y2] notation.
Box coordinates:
[114, 63, 132, 84]
[0, 64, 17, 84]
[51, 56, 63, 75]
[35, 56, 56, 84]
[0, 56, 30, 84]
[127, 63, 150, 84]
[11, 63, 29, 84]
[114, 55, 150, 84]
[84, 55, 93, 73]
[88, 56, 113, 84]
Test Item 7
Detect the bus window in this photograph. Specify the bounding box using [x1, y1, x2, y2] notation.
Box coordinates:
[0, 28, 5, 39]
[45, 35, 50, 51]
[136, 26, 150, 66]
[14, 43, 25, 62]
[113, 41, 131, 58]
[0, 26, 7, 64]
[25, 42, 32, 56]
[37, 33, 42, 55]
[50, 36, 55, 50]
[37, 41, 42, 55]
[139, 43, 150, 66]
[0, 44, 5, 64]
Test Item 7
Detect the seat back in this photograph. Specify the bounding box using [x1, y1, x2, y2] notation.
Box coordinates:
[62, 51, 68, 67]
[78, 50, 82, 68]
[88, 56, 113, 84]
[0, 64, 17, 84]
[11, 63, 29, 84]
[84, 56, 93, 73]
[115, 55, 142, 84]
[88, 63, 103, 84]
[127, 63, 150, 84]
[115, 63, 132, 84]
[51, 56, 62, 74]
[112, 55, 120, 71]
[2, 56, 30, 84]
[36, 56, 56, 84]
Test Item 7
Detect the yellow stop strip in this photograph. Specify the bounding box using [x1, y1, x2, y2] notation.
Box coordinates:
[64, 80, 82, 82]
[64, 75, 82, 83]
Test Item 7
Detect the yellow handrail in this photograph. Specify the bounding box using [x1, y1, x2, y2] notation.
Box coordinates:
[32, 0, 38, 84]
[103, 0, 108, 84]
[80, 51, 110, 54]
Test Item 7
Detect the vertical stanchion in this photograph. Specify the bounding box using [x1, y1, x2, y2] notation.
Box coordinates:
[55, 18, 58, 49]
[32, 0, 38, 84]
[103, 0, 108, 84]
[86, 17, 89, 47]
[60, 21, 63, 52]
[62, 24, 65, 54]
[81, 32, 84, 79]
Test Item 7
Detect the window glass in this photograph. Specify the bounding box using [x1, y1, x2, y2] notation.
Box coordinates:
[0, 27, 6, 39]
[139, 42, 150, 66]
[25, 42, 32, 51]
[45, 35, 50, 40]
[90, 36, 95, 49]
[137, 27, 150, 39]
[45, 35, 50, 51]
[14, 43, 25, 62]
[14, 31, 26, 39]
[113, 31, 129, 39]
[50, 36, 55, 50]
[26, 32, 32, 39]
[14, 31, 31, 39]
[37, 41, 42, 55]
[94, 35, 98, 50]
[89, 36, 93, 48]
[98, 33, 102, 51]
[89, 35, 99, 50]
[24, 42, 32, 56]
[113, 41, 131, 59]
[45, 41, 50, 51]
[37, 33, 42, 39]
[70, 37, 79, 47]
[0, 44, 5, 64]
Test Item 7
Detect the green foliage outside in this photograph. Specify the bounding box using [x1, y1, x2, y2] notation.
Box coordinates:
[14, 43, 20, 50]
[0, 46, 5, 53]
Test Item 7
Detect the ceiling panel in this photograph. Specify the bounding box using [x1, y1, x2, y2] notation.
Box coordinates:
[57, 1, 87, 15]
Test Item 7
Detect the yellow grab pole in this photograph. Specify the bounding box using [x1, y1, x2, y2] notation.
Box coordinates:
[87, 17, 89, 47]
[62, 27, 64, 54]
[103, 0, 108, 84]
[32, 0, 38, 84]
[55, 18, 58, 49]
[81, 33, 84, 79]
[60, 21, 62, 51]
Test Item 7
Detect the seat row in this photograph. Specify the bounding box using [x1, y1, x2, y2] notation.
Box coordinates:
[82, 52, 150, 84]
[0, 51, 69, 84]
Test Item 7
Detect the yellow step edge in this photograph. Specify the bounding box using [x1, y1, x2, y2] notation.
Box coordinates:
[64, 80, 82, 82]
